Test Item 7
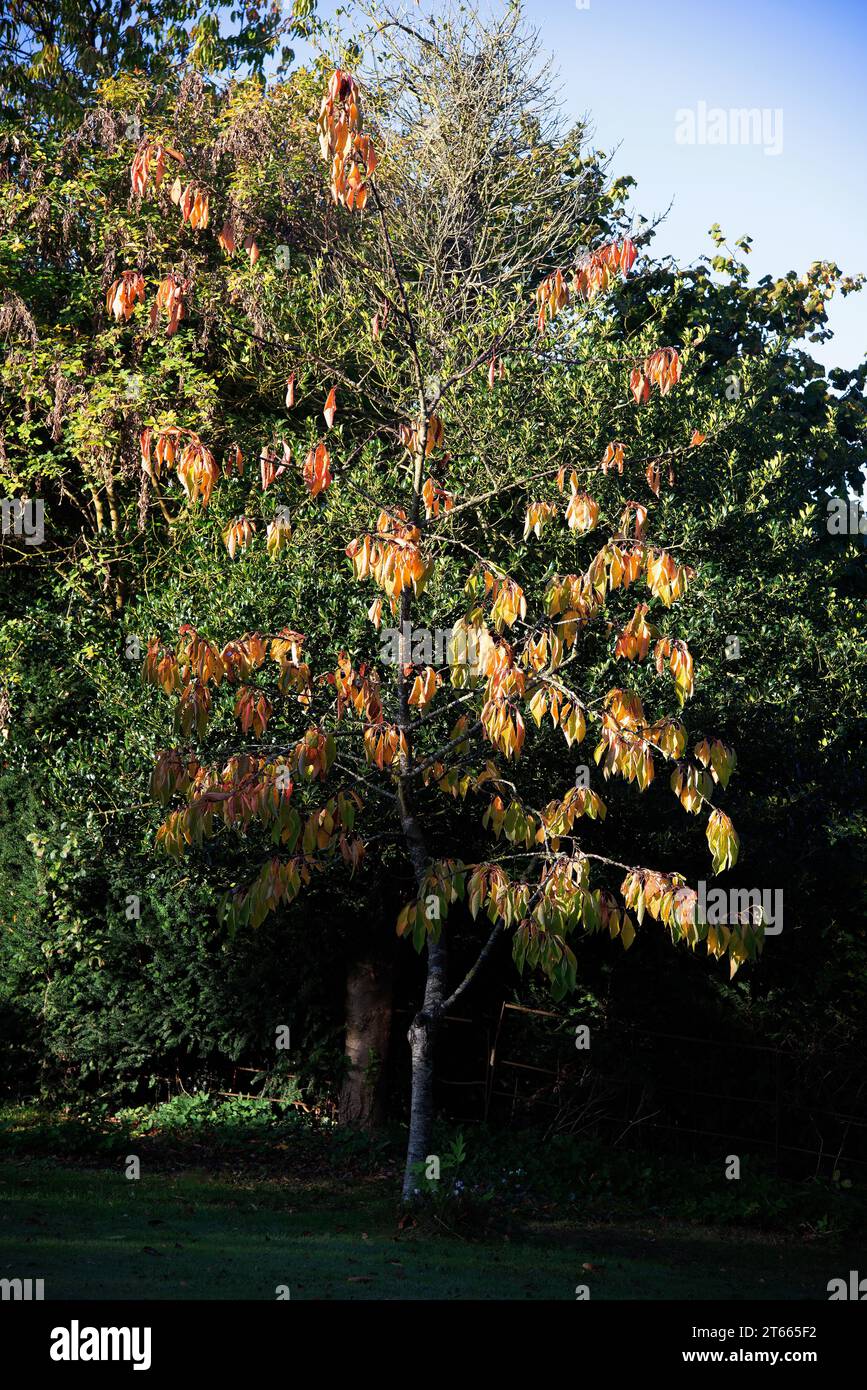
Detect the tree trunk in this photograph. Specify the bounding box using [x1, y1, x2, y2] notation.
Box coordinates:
[396, 452, 449, 1200]
[338, 957, 393, 1129]
[401, 934, 447, 1200]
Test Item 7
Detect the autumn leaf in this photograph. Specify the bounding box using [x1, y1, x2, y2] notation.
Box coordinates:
[303, 442, 333, 498]
[222, 516, 255, 558]
[706, 808, 739, 874]
[217, 220, 237, 254]
[106, 270, 145, 323]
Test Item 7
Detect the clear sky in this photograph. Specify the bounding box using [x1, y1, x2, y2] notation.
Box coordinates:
[295, 0, 866, 373]
[521, 0, 866, 373]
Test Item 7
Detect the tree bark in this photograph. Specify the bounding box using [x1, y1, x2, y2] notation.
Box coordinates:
[396, 725, 450, 1200]
[393, 514, 451, 1200]
[396, 730, 449, 1199]
[338, 956, 393, 1129]
[402, 934, 447, 1200]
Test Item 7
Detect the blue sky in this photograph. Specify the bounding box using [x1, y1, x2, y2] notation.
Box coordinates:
[522, 0, 866, 372]
[295, 0, 866, 373]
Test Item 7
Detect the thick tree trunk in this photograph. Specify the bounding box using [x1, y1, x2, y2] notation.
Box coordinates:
[338, 957, 393, 1129]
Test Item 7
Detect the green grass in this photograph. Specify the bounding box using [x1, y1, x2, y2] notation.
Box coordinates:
[0, 1158, 858, 1301]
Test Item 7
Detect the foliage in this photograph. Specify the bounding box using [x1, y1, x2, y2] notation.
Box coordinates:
[0, 2, 864, 1196]
[0, 0, 316, 124]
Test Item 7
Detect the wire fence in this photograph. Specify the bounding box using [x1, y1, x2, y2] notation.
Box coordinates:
[428, 1002, 867, 1177]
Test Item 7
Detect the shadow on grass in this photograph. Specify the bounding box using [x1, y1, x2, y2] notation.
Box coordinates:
[0, 1159, 857, 1301]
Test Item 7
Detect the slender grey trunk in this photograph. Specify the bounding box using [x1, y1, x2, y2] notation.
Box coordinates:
[395, 549, 451, 1201]
[401, 936, 447, 1200]
[397, 765, 448, 1200]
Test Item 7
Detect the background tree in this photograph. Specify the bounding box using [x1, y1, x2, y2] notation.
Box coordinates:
[0, 0, 315, 125]
[0, 53, 383, 1110]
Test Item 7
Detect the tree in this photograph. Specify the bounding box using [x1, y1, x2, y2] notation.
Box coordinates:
[134, 6, 763, 1199]
[0, 56, 379, 1106]
[0, 0, 313, 125]
[4, 0, 863, 1194]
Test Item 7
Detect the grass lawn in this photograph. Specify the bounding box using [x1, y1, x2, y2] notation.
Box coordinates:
[0, 1157, 857, 1301]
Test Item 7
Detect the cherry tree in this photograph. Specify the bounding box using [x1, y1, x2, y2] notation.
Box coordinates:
[137, 7, 759, 1199]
